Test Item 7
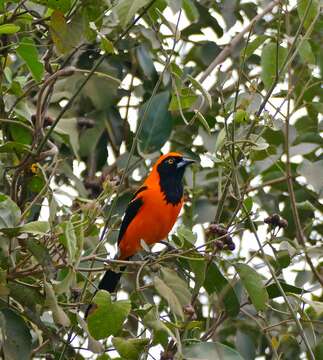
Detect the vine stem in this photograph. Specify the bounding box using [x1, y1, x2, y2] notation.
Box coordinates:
[243, 203, 315, 360]
[284, 5, 323, 288]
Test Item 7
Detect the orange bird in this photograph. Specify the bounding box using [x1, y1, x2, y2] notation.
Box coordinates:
[96, 152, 195, 294]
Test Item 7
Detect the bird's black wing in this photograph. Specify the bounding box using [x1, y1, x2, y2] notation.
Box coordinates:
[117, 188, 146, 244]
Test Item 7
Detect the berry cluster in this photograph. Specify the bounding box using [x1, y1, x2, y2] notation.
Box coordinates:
[264, 213, 288, 229]
[207, 224, 235, 251]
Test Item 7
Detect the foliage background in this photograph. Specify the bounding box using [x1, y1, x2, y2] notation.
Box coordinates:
[0, 0, 322, 359]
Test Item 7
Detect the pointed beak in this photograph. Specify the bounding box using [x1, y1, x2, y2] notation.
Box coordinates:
[176, 157, 196, 169]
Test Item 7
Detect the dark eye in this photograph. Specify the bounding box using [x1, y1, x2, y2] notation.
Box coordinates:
[167, 158, 174, 165]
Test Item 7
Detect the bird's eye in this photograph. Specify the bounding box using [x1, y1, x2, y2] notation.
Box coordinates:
[167, 158, 174, 165]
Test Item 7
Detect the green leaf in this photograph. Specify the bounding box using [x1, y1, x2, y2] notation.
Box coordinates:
[0, 193, 21, 229]
[25, 239, 55, 278]
[53, 268, 76, 294]
[19, 221, 49, 235]
[182, 0, 199, 22]
[187, 74, 212, 108]
[161, 267, 191, 306]
[276, 250, 291, 269]
[138, 91, 173, 154]
[234, 109, 249, 124]
[16, 37, 44, 82]
[44, 280, 71, 327]
[261, 42, 288, 90]
[136, 45, 157, 79]
[298, 39, 315, 64]
[243, 197, 253, 213]
[196, 111, 211, 134]
[204, 262, 240, 317]
[235, 263, 269, 312]
[0, 23, 20, 34]
[298, 159, 323, 195]
[31, 0, 72, 12]
[215, 128, 226, 152]
[100, 36, 115, 54]
[176, 226, 197, 246]
[56, 118, 80, 158]
[169, 89, 198, 111]
[189, 256, 206, 289]
[153, 274, 186, 320]
[87, 290, 131, 340]
[50, 11, 84, 54]
[7, 282, 45, 311]
[245, 35, 268, 58]
[143, 306, 174, 344]
[297, 0, 319, 29]
[0, 309, 32, 360]
[266, 282, 305, 299]
[112, 337, 149, 360]
[9, 123, 33, 145]
[314, 342, 323, 359]
[310, 102, 323, 113]
[296, 200, 316, 211]
[0, 141, 31, 154]
[59, 220, 77, 262]
[114, 0, 152, 28]
[183, 341, 244, 360]
[1, 223, 52, 257]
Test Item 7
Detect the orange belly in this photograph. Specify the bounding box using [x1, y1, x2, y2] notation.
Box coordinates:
[118, 188, 182, 259]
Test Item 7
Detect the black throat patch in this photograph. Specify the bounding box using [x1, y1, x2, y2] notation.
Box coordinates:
[157, 163, 185, 205]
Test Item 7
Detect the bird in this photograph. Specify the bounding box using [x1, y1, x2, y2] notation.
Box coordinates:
[86, 152, 195, 316]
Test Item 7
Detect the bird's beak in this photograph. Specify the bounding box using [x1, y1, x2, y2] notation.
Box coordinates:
[176, 157, 196, 169]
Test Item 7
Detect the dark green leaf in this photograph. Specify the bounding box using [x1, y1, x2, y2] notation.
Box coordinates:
[204, 262, 240, 317]
[235, 263, 268, 311]
[276, 250, 291, 269]
[189, 256, 206, 289]
[0, 309, 32, 360]
[266, 282, 305, 299]
[138, 91, 173, 154]
[261, 43, 287, 89]
[297, 0, 319, 29]
[314, 342, 323, 359]
[7, 282, 45, 311]
[136, 45, 157, 79]
[16, 37, 44, 82]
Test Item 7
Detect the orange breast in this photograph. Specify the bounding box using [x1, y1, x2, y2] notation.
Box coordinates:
[118, 188, 183, 259]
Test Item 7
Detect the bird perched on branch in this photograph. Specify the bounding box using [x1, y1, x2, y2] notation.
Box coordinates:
[86, 152, 194, 316]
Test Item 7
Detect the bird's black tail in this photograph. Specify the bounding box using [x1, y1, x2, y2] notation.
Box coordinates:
[84, 265, 126, 318]
[98, 266, 126, 292]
